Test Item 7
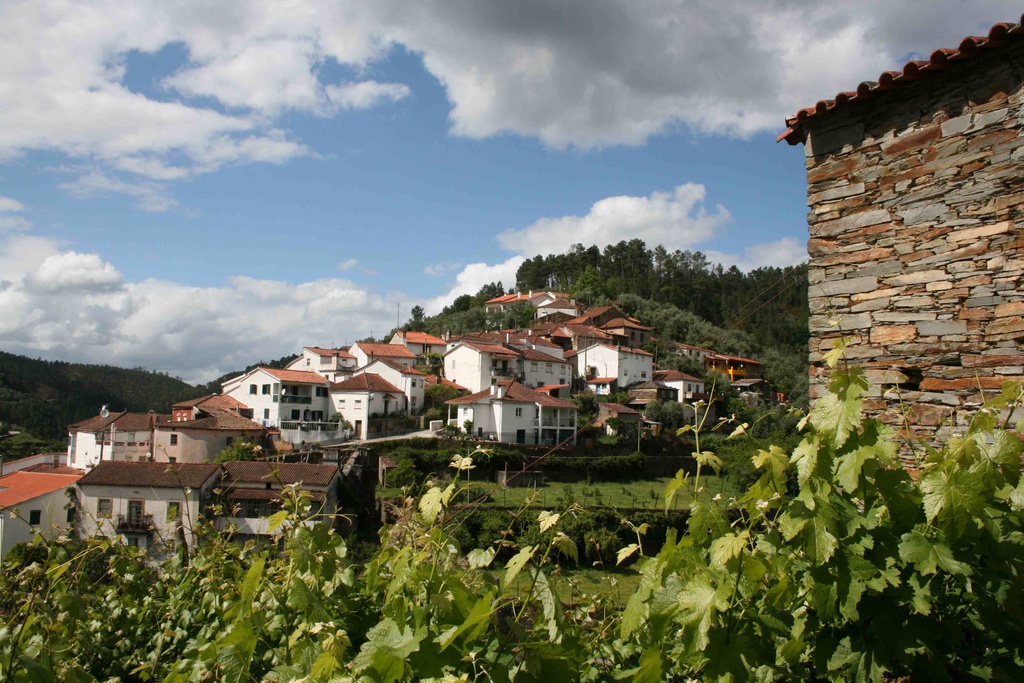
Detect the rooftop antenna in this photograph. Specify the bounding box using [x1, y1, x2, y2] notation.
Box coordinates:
[100, 405, 110, 418]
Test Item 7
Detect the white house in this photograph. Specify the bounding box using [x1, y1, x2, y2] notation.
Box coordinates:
[217, 462, 340, 540]
[389, 330, 447, 358]
[573, 343, 654, 393]
[0, 470, 81, 561]
[358, 359, 426, 415]
[444, 342, 524, 393]
[535, 298, 582, 319]
[446, 381, 577, 446]
[153, 413, 267, 464]
[349, 342, 416, 369]
[286, 347, 357, 383]
[519, 348, 572, 391]
[75, 461, 220, 555]
[68, 411, 168, 470]
[330, 373, 405, 440]
[222, 367, 338, 444]
[652, 370, 706, 402]
[483, 290, 571, 312]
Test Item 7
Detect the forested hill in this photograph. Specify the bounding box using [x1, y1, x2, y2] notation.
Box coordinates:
[417, 239, 810, 404]
[0, 351, 205, 442]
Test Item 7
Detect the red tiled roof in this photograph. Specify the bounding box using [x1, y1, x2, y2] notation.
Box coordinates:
[536, 383, 569, 392]
[366, 358, 427, 376]
[587, 377, 617, 385]
[306, 346, 356, 359]
[395, 331, 446, 345]
[0, 471, 81, 508]
[520, 348, 567, 363]
[163, 413, 266, 432]
[78, 462, 220, 489]
[653, 370, 703, 383]
[562, 325, 613, 339]
[173, 394, 249, 412]
[426, 375, 469, 391]
[24, 463, 82, 475]
[330, 373, 403, 394]
[708, 353, 762, 366]
[68, 411, 171, 433]
[447, 381, 576, 408]
[779, 17, 1024, 144]
[352, 342, 416, 359]
[602, 317, 654, 331]
[261, 367, 329, 384]
[461, 342, 521, 359]
[599, 403, 640, 415]
[222, 461, 338, 487]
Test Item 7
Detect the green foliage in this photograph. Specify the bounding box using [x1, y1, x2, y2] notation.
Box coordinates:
[214, 441, 263, 463]
[6, 367, 1024, 682]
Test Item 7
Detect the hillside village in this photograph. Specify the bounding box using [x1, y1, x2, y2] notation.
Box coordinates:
[0, 292, 776, 559]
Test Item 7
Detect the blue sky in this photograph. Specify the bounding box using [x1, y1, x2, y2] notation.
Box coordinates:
[0, 1, 1019, 382]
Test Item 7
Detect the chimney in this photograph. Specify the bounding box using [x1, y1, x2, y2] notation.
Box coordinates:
[490, 384, 498, 396]
[495, 385, 506, 399]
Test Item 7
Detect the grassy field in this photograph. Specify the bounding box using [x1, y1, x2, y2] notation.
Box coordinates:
[502, 566, 643, 607]
[380, 475, 741, 510]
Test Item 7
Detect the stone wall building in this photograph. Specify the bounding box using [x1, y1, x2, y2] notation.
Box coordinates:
[780, 19, 1024, 441]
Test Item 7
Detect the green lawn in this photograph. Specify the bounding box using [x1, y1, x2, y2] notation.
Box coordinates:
[379, 475, 740, 510]
[454, 475, 740, 510]
[502, 566, 643, 608]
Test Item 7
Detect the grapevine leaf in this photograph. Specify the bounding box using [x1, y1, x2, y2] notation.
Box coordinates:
[502, 545, 536, 588]
[353, 619, 421, 682]
[533, 569, 563, 643]
[239, 557, 265, 610]
[791, 435, 821, 487]
[753, 445, 789, 490]
[467, 547, 496, 570]
[538, 510, 560, 533]
[620, 589, 649, 639]
[677, 574, 725, 653]
[1010, 478, 1024, 511]
[809, 392, 861, 449]
[710, 531, 748, 568]
[267, 509, 289, 533]
[418, 483, 455, 525]
[633, 646, 663, 683]
[835, 446, 872, 493]
[617, 543, 640, 566]
[920, 466, 986, 535]
[899, 531, 970, 577]
[822, 338, 847, 369]
[688, 497, 730, 545]
[436, 591, 494, 651]
[664, 469, 687, 512]
[553, 532, 578, 563]
[696, 450, 723, 474]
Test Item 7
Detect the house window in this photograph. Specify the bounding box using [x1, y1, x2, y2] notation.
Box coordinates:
[225, 437, 234, 446]
[338, 399, 345, 408]
[291, 410, 300, 420]
[515, 408, 523, 417]
[546, 363, 552, 373]
[170, 434, 178, 446]
[354, 400, 362, 407]
[249, 384, 257, 394]
[29, 510, 41, 526]
[128, 500, 145, 524]
[264, 409, 270, 419]
[98, 499, 112, 518]
[411, 380, 417, 388]
[641, 371, 647, 379]
[262, 384, 271, 395]
[168, 457, 177, 464]
[315, 387, 328, 397]
[305, 358, 310, 366]
[532, 362, 538, 370]
[67, 508, 75, 523]
[167, 501, 181, 524]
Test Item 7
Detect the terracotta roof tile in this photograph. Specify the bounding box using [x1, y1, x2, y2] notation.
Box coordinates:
[261, 367, 329, 384]
[653, 370, 703, 383]
[222, 461, 338, 487]
[68, 411, 171, 433]
[24, 463, 82, 475]
[165, 413, 266, 432]
[352, 342, 416, 359]
[395, 331, 446, 345]
[780, 17, 1024, 143]
[173, 394, 249, 412]
[0, 471, 81, 508]
[426, 375, 469, 391]
[78, 462, 220, 489]
[306, 346, 356, 359]
[330, 373, 403, 394]
[447, 381, 576, 408]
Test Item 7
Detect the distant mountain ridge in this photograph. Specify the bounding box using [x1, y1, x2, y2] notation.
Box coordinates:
[0, 351, 206, 441]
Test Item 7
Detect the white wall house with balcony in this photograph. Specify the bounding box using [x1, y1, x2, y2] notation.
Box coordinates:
[349, 342, 416, 369]
[572, 344, 654, 393]
[222, 367, 337, 444]
[75, 462, 220, 556]
[444, 342, 524, 394]
[446, 382, 577, 446]
[358, 359, 426, 415]
[286, 347, 357, 383]
[330, 373, 405, 440]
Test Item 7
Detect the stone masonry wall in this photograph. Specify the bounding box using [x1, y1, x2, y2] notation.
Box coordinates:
[803, 40, 1024, 444]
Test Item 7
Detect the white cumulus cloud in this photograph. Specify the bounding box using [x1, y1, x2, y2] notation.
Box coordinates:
[498, 184, 730, 256]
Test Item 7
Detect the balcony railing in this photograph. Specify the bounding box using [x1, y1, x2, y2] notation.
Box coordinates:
[279, 421, 342, 432]
[540, 419, 575, 428]
[279, 395, 313, 405]
[116, 513, 154, 533]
